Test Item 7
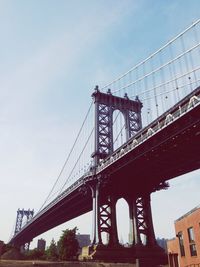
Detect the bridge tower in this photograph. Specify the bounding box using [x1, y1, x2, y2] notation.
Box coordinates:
[14, 209, 34, 251]
[92, 85, 142, 167]
[90, 86, 166, 265]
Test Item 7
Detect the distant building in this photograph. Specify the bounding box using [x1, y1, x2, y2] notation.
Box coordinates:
[168, 238, 179, 267]
[167, 205, 200, 267]
[157, 237, 168, 252]
[76, 234, 90, 248]
[37, 238, 46, 252]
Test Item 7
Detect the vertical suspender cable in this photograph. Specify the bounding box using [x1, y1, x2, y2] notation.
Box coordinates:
[159, 50, 166, 114]
[169, 42, 180, 102]
[180, 35, 192, 92]
[151, 56, 159, 118]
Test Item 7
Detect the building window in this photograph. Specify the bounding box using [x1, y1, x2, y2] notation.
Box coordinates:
[188, 227, 195, 242]
[177, 231, 185, 257]
[187, 227, 197, 256]
[189, 243, 197, 256]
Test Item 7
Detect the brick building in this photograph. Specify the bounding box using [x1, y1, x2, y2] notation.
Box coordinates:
[167, 205, 200, 267]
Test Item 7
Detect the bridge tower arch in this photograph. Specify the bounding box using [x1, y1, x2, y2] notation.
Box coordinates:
[14, 209, 34, 251]
[91, 85, 142, 167]
[14, 209, 34, 235]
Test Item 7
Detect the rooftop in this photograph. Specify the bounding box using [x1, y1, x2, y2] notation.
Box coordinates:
[175, 205, 200, 222]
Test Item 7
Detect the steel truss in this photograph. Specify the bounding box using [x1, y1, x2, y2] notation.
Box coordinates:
[14, 209, 34, 251]
[92, 86, 142, 166]
[89, 87, 167, 264]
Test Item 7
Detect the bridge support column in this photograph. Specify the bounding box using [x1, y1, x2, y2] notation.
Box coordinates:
[126, 197, 141, 246]
[20, 242, 30, 253]
[141, 194, 157, 246]
[101, 195, 119, 247]
[91, 186, 119, 246]
[90, 181, 119, 246]
[126, 193, 157, 247]
[110, 196, 119, 246]
[134, 194, 156, 246]
[90, 181, 100, 245]
[90, 181, 136, 262]
[131, 193, 167, 266]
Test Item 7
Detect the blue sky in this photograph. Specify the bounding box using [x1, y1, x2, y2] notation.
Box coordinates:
[0, 0, 200, 247]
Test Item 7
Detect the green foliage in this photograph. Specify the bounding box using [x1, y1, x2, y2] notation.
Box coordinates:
[46, 238, 58, 261]
[25, 248, 46, 260]
[57, 227, 79, 260]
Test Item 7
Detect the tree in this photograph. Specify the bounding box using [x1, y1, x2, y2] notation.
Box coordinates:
[25, 248, 45, 260]
[57, 227, 79, 260]
[46, 238, 58, 260]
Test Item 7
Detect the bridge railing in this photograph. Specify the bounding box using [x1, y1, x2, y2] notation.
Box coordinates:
[96, 86, 200, 174]
[11, 170, 93, 240]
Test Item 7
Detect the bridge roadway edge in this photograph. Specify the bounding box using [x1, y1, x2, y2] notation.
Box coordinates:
[10, 86, 200, 247]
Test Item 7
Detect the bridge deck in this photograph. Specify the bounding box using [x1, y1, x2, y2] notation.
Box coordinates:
[10, 87, 200, 246]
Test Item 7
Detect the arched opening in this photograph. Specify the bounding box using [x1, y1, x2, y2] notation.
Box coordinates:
[140, 233, 147, 246]
[101, 232, 109, 245]
[116, 198, 130, 246]
[112, 110, 127, 151]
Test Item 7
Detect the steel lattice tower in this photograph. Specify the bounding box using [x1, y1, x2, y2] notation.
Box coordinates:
[89, 86, 167, 264]
[14, 209, 34, 251]
[92, 86, 142, 166]
[14, 209, 34, 235]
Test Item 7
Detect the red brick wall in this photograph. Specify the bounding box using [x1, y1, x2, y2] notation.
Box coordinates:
[167, 238, 179, 267]
[168, 238, 179, 255]
[175, 207, 200, 267]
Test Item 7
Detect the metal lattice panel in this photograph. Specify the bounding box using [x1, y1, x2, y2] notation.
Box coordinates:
[98, 104, 113, 155]
[92, 86, 143, 165]
[99, 201, 111, 235]
[128, 110, 142, 137]
[135, 195, 156, 246]
[14, 209, 34, 235]
[136, 197, 148, 239]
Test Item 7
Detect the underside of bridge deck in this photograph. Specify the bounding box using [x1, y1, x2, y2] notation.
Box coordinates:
[10, 88, 200, 266]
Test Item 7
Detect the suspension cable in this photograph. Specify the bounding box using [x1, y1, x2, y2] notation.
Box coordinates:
[101, 19, 200, 92]
[39, 101, 93, 211]
[110, 42, 200, 94]
[58, 127, 94, 194]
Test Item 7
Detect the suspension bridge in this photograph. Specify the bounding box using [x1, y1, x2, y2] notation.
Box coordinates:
[10, 20, 200, 266]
